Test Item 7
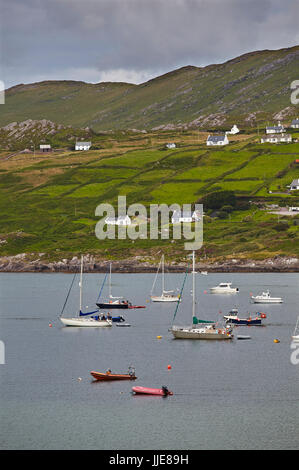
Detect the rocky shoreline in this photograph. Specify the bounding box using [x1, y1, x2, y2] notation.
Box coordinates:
[0, 254, 298, 273]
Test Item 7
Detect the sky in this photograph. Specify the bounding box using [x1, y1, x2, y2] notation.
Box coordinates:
[1, 0, 298, 88]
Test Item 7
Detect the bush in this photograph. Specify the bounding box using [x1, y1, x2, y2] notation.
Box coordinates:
[200, 190, 236, 210]
[274, 222, 289, 232]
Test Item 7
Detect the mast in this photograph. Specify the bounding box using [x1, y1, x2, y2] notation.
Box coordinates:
[192, 251, 195, 323]
[109, 263, 112, 298]
[162, 254, 165, 294]
[79, 254, 83, 312]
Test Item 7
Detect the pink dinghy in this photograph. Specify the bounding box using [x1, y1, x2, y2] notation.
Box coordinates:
[132, 386, 173, 396]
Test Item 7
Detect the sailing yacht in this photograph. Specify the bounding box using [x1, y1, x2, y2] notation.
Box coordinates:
[60, 256, 112, 327]
[96, 263, 132, 309]
[291, 316, 299, 342]
[151, 254, 180, 302]
[171, 251, 234, 340]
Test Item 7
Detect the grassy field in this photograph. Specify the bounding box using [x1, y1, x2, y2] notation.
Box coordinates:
[0, 131, 298, 263]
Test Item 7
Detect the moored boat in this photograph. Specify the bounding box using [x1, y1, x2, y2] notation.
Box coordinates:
[132, 386, 173, 396]
[91, 367, 136, 381]
[251, 290, 283, 304]
[224, 308, 266, 326]
[210, 282, 239, 294]
[150, 254, 180, 302]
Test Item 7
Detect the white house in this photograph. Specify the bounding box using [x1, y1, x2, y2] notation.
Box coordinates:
[290, 179, 299, 191]
[291, 118, 299, 129]
[166, 143, 176, 149]
[261, 134, 292, 144]
[206, 134, 229, 146]
[39, 144, 52, 152]
[105, 215, 131, 226]
[171, 210, 201, 224]
[75, 141, 92, 151]
[226, 124, 239, 135]
[266, 122, 285, 134]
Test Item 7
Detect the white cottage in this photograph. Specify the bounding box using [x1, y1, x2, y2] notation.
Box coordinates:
[261, 134, 292, 144]
[75, 141, 92, 151]
[206, 134, 229, 146]
[227, 124, 239, 135]
[266, 122, 285, 134]
[105, 215, 131, 226]
[171, 210, 201, 224]
[39, 144, 52, 152]
[166, 143, 176, 149]
[291, 118, 299, 129]
[290, 179, 299, 191]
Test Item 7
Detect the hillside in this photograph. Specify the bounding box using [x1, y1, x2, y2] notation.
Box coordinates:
[0, 130, 298, 269]
[2, 46, 299, 131]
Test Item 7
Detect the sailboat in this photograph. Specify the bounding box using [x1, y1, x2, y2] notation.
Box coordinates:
[150, 254, 180, 302]
[96, 263, 132, 309]
[60, 256, 112, 327]
[171, 251, 234, 340]
[291, 316, 299, 342]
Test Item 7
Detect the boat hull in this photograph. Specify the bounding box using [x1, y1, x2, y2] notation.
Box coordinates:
[91, 371, 137, 381]
[132, 386, 173, 396]
[171, 327, 233, 340]
[151, 296, 180, 302]
[210, 288, 238, 294]
[225, 318, 262, 326]
[96, 302, 129, 309]
[60, 317, 112, 327]
[251, 297, 282, 304]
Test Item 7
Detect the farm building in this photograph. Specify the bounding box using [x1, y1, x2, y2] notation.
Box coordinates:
[105, 215, 131, 226]
[266, 122, 285, 134]
[75, 141, 91, 151]
[261, 134, 292, 144]
[166, 143, 176, 149]
[39, 144, 52, 152]
[206, 134, 229, 146]
[291, 118, 299, 128]
[171, 210, 201, 224]
[290, 179, 299, 191]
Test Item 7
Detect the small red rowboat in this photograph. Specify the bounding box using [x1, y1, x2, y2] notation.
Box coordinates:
[128, 305, 146, 309]
[91, 369, 137, 381]
[132, 386, 173, 396]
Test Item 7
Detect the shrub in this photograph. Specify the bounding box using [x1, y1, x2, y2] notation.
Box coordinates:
[274, 222, 289, 232]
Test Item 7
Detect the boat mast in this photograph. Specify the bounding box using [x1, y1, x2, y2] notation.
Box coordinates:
[162, 254, 165, 294]
[192, 251, 195, 323]
[79, 254, 83, 312]
[109, 262, 112, 298]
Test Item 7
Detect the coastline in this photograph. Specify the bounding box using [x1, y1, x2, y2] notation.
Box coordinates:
[0, 254, 298, 273]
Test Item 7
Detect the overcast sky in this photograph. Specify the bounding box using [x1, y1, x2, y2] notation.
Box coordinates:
[1, 0, 298, 88]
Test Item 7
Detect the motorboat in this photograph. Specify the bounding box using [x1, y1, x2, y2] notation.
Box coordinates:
[91, 367, 136, 381]
[251, 290, 283, 304]
[132, 386, 173, 396]
[210, 282, 239, 294]
[224, 308, 266, 326]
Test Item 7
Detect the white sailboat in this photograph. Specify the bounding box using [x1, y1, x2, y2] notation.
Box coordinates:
[60, 255, 112, 327]
[291, 316, 299, 342]
[171, 251, 234, 340]
[251, 290, 283, 304]
[96, 263, 132, 308]
[151, 254, 180, 302]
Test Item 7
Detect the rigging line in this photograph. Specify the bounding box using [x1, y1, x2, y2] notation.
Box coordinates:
[59, 273, 77, 318]
[96, 271, 108, 302]
[150, 256, 162, 295]
[171, 264, 189, 325]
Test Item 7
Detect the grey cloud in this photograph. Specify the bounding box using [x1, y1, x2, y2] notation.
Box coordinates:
[1, 0, 298, 87]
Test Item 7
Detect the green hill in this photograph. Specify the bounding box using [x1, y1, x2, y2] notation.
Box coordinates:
[2, 46, 299, 131]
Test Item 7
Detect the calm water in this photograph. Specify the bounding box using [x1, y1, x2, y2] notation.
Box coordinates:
[0, 272, 299, 450]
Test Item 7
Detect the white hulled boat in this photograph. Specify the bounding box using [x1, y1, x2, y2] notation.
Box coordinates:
[60, 255, 112, 327]
[210, 282, 239, 294]
[151, 254, 180, 302]
[251, 290, 283, 304]
[291, 316, 299, 342]
[171, 252, 234, 340]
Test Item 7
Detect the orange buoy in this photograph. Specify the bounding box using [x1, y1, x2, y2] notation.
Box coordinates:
[49, 323, 52, 327]
[167, 364, 172, 370]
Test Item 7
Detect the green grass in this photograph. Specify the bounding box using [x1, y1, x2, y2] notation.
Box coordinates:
[0, 135, 298, 261]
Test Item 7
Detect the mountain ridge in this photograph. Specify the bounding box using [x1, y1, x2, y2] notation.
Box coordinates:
[2, 45, 299, 131]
